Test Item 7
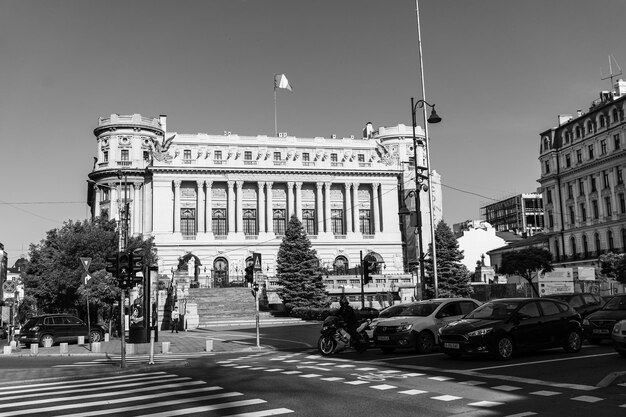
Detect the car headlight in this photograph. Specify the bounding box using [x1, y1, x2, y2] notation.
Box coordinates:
[31, 326, 39, 332]
[467, 328, 492, 337]
[397, 324, 413, 332]
[613, 322, 622, 334]
[582, 319, 590, 326]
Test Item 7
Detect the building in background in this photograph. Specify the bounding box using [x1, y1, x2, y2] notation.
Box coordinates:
[86, 115, 443, 297]
[480, 192, 544, 236]
[453, 220, 507, 274]
[538, 79, 626, 267]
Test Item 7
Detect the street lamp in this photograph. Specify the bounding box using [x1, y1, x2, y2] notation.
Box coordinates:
[410, 97, 441, 299]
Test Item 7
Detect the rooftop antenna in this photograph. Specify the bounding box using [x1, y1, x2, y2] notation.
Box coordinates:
[601, 55, 622, 87]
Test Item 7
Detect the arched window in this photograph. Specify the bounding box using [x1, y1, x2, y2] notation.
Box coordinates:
[575, 126, 582, 138]
[587, 121, 594, 134]
[613, 108, 619, 123]
[599, 115, 606, 128]
[543, 138, 550, 151]
[243, 209, 257, 235]
[213, 257, 229, 287]
[333, 256, 348, 275]
[595, 233, 601, 256]
[181, 208, 196, 237]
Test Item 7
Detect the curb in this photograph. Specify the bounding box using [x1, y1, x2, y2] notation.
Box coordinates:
[1, 345, 274, 358]
[597, 371, 626, 387]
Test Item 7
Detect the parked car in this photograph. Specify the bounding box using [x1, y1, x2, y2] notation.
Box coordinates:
[611, 319, 626, 357]
[19, 314, 106, 347]
[583, 294, 626, 344]
[439, 298, 582, 360]
[546, 293, 603, 319]
[373, 298, 481, 354]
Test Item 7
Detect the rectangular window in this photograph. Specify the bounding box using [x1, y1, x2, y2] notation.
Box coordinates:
[121, 149, 129, 161]
[181, 208, 196, 237]
[544, 160, 550, 174]
[331, 153, 338, 162]
[592, 200, 599, 219]
[605, 196, 612, 217]
[603, 171, 610, 189]
[102, 189, 110, 201]
[576, 149, 582, 163]
[578, 178, 585, 196]
[567, 183, 573, 199]
[580, 204, 587, 222]
[302, 153, 310, 162]
[143, 151, 149, 161]
[588, 144, 594, 159]
[600, 139, 607, 155]
[619, 193, 626, 214]
[359, 209, 371, 234]
[273, 152, 281, 161]
[331, 209, 344, 234]
[565, 154, 571, 168]
[212, 208, 227, 236]
[302, 209, 316, 235]
[103, 151, 109, 163]
[243, 209, 257, 235]
[569, 206, 575, 226]
[617, 168, 624, 185]
[591, 176, 597, 192]
[215, 150, 222, 160]
[548, 211, 554, 228]
[614, 133, 621, 150]
[183, 149, 192, 160]
[244, 151, 253, 160]
[546, 189, 553, 204]
[273, 209, 286, 235]
[358, 154, 365, 163]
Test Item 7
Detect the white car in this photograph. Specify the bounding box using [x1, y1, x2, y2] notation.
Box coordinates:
[373, 298, 481, 354]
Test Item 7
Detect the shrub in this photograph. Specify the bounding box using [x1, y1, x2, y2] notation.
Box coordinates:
[290, 307, 338, 321]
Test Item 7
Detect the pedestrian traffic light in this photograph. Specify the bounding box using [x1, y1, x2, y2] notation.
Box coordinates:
[363, 259, 376, 285]
[129, 252, 144, 284]
[105, 254, 118, 275]
[118, 252, 131, 288]
[244, 265, 254, 284]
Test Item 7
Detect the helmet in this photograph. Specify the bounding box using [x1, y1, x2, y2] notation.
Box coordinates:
[340, 296, 349, 307]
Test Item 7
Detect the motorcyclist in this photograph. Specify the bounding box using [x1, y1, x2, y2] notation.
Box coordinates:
[337, 296, 358, 342]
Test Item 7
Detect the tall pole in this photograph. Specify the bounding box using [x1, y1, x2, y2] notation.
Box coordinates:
[411, 98, 425, 301]
[415, 0, 438, 297]
[117, 170, 128, 368]
[274, 74, 278, 137]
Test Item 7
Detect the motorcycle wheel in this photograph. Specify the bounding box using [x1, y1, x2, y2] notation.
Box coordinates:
[318, 335, 337, 356]
[355, 332, 370, 353]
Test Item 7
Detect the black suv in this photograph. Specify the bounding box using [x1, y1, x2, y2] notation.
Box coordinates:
[546, 293, 603, 319]
[583, 294, 626, 344]
[19, 314, 105, 347]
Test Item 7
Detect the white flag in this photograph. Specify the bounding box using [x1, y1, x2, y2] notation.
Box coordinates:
[275, 74, 293, 92]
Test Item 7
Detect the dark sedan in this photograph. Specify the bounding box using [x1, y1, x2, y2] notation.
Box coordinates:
[439, 298, 583, 360]
[19, 314, 105, 347]
[546, 293, 603, 319]
[583, 294, 626, 344]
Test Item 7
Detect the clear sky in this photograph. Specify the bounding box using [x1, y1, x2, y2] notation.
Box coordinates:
[1, 0, 625, 261]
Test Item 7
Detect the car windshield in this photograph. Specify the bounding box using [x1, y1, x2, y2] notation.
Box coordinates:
[602, 296, 626, 311]
[379, 305, 408, 318]
[395, 302, 441, 317]
[465, 300, 522, 320]
[22, 318, 39, 329]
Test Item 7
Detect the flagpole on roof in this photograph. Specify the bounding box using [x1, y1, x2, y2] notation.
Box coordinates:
[274, 74, 278, 137]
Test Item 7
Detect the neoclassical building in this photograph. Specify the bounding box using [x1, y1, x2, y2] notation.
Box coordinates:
[86, 114, 442, 285]
[538, 79, 626, 266]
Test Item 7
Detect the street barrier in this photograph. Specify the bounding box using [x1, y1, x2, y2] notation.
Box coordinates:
[30, 344, 38, 356]
[92, 342, 101, 353]
[78, 336, 85, 345]
[162, 341, 170, 354]
[3, 346, 11, 355]
[206, 339, 214, 352]
[60, 343, 68, 355]
[104, 333, 110, 342]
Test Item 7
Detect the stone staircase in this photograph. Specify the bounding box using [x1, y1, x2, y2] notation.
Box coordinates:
[188, 287, 274, 327]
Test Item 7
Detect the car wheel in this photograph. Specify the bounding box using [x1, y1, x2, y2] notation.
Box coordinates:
[563, 330, 582, 353]
[587, 338, 602, 345]
[381, 347, 396, 354]
[415, 331, 435, 354]
[40, 334, 55, 348]
[494, 336, 514, 360]
[89, 330, 103, 343]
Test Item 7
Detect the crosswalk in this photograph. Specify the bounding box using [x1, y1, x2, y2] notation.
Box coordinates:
[0, 371, 293, 416]
[52, 351, 218, 368]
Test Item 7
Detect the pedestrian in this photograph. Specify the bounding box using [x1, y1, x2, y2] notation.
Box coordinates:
[171, 307, 179, 333]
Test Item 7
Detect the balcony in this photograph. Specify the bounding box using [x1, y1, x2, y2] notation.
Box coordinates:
[244, 160, 258, 166]
[182, 234, 196, 240]
[182, 159, 195, 165]
[213, 160, 226, 165]
[214, 235, 227, 240]
[245, 235, 258, 240]
[117, 161, 132, 167]
[273, 160, 286, 166]
[303, 161, 316, 167]
[359, 162, 372, 168]
[363, 234, 375, 239]
[334, 235, 347, 239]
[331, 162, 344, 167]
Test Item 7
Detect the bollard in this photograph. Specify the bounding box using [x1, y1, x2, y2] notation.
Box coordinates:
[92, 342, 101, 353]
[162, 341, 170, 354]
[205, 339, 214, 352]
[149, 330, 155, 365]
[126, 343, 134, 355]
[104, 333, 110, 342]
[60, 343, 69, 355]
[9, 340, 16, 349]
[78, 336, 85, 345]
[30, 344, 39, 356]
[3, 346, 11, 355]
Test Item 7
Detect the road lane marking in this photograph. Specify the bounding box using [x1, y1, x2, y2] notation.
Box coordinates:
[492, 385, 523, 391]
[399, 389, 428, 395]
[295, 366, 332, 372]
[467, 352, 617, 372]
[530, 390, 560, 396]
[468, 401, 503, 407]
[432, 395, 462, 401]
[370, 384, 397, 390]
[572, 395, 604, 403]
[223, 409, 295, 417]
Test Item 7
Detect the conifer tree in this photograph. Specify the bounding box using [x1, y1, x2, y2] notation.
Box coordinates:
[276, 215, 330, 311]
[423, 220, 473, 299]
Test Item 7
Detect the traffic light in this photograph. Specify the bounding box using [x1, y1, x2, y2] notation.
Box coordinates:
[244, 265, 254, 284]
[251, 282, 259, 298]
[105, 254, 118, 275]
[118, 252, 131, 288]
[363, 260, 376, 285]
[129, 252, 144, 284]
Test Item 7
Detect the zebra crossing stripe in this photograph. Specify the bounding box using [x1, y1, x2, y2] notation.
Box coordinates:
[0, 372, 169, 392]
[133, 399, 268, 417]
[223, 408, 295, 416]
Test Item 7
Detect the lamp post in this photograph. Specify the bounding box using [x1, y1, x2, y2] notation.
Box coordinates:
[410, 97, 441, 299]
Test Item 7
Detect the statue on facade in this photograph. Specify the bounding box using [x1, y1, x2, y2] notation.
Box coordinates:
[151, 134, 176, 163]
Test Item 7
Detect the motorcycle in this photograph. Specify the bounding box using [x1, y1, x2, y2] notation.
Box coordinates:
[317, 315, 370, 356]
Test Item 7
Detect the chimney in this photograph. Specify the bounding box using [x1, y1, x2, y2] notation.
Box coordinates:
[363, 122, 374, 139]
[159, 115, 167, 133]
[577, 109, 582, 117]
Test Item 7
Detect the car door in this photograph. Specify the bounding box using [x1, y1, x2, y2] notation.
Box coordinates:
[538, 300, 565, 346]
[64, 316, 88, 342]
[510, 301, 545, 349]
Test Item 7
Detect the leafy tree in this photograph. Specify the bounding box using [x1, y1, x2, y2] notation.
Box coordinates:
[276, 215, 330, 312]
[423, 221, 473, 299]
[499, 247, 554, 297]
[599, 253, 626, 283]
[22, 217, 157, 321]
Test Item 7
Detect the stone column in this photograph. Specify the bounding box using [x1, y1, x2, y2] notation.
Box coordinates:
[344, 183, 352, 234]
[236, 180, 244, 234]
[144, 180, 152, 233]
[295, 182, 303, 221]
[324, 182, 331, 234]
[227, 181, 235, 235]
[372, 183, 381, 233]
[316, 182, 324, 234]
[287, 182, 295, 218]
[93, 185, 101, 218]
[173, 180, 181, 233]
[266, 182, 274, 234]
[132, 182, 142, 236]
[352, 182, 360, 234]
[205, 181, 213, 235]
[197, 180, 205, 234]
[258, 182, 266, 234]
[110, 182, 119, 222]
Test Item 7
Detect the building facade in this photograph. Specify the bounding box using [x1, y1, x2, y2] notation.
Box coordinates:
[480, 193, 544, 236]
[538, 79, 626, 266]
[86, 115, 442, 285]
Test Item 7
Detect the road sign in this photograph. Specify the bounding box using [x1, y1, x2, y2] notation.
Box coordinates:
[80, 257, 92, 272]
[252, 252, 262, 271]
[83, 272, 92, 286]
[3, 281, 16, 293]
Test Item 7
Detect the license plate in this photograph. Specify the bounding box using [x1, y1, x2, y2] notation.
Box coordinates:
[593, 329, 609, 334]
[444, 342, 460, 349]
[377, 336, 389, 341]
